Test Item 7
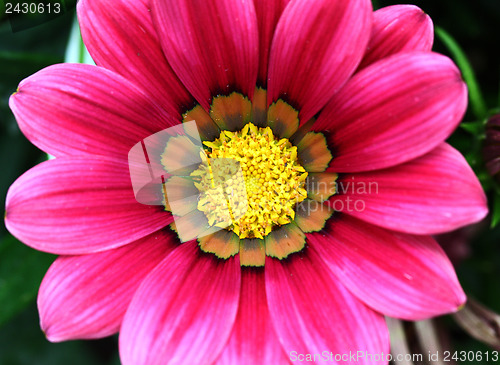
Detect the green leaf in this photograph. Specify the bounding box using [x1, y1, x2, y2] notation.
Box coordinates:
[490, 191, 500, 229]
[460, 120, 487, 135]
[0, 235, 55, 327]
[436, 27, 488, 121]
[64, 14, 94, 65]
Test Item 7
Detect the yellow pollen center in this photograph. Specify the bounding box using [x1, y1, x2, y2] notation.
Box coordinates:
[191, 123, 308, 239]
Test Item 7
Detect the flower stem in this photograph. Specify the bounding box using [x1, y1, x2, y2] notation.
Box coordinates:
[435, 27, 488, 121]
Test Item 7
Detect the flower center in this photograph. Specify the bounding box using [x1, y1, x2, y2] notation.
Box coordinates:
[191, 122, 308, 239]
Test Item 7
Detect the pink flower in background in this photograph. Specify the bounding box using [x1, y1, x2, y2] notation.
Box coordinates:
[5, 0, 488, 364]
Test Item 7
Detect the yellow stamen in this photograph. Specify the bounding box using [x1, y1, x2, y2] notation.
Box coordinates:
[191, 123, 308, 239]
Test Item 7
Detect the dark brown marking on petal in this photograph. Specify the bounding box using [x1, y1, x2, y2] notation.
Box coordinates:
[290, 117, 316, 145]
[267, 99, 299, 138]
[169, 209, 219, 243]
[294, 199, 333, 233]
[265, 222, 305, 259]
[252, 87, 268, 127]
[240, 238, 266, 267]
[161, 135, 203, 176]
[183, 104, 220, 141]
[297, 132, 333, 172]
[198, 229, 240, 259]
[163, 176, 199, 216]
[210, 92, 253, 131]
[306, 172, 338, 202]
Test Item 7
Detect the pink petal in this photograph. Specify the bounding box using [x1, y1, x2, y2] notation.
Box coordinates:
[309, 215, 466, 320]
[39, 231, 177, 341]
[267, 0, 372, 124]
[5, 157, 171, 255]
[216, 269, 290, 365]
[332, 144, 488, 234]
[314, 52, 468, 172]
[77, 0, 193, 116]
[151, 0, 259, 109]
[253, 0, 290, 87]
[358, 5, 434, 69]
[119, 242, 241, 365]
[265, 252, 389, 364]
[9, 63, 177, 159]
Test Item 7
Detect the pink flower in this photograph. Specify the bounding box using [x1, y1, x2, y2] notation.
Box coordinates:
[5, 0, 488, 364]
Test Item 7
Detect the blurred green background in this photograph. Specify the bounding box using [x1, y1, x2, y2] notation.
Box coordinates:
[1, 0, 500, 364]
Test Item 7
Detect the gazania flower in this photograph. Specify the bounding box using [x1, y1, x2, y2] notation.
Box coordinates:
[5, 0, 488, 364]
